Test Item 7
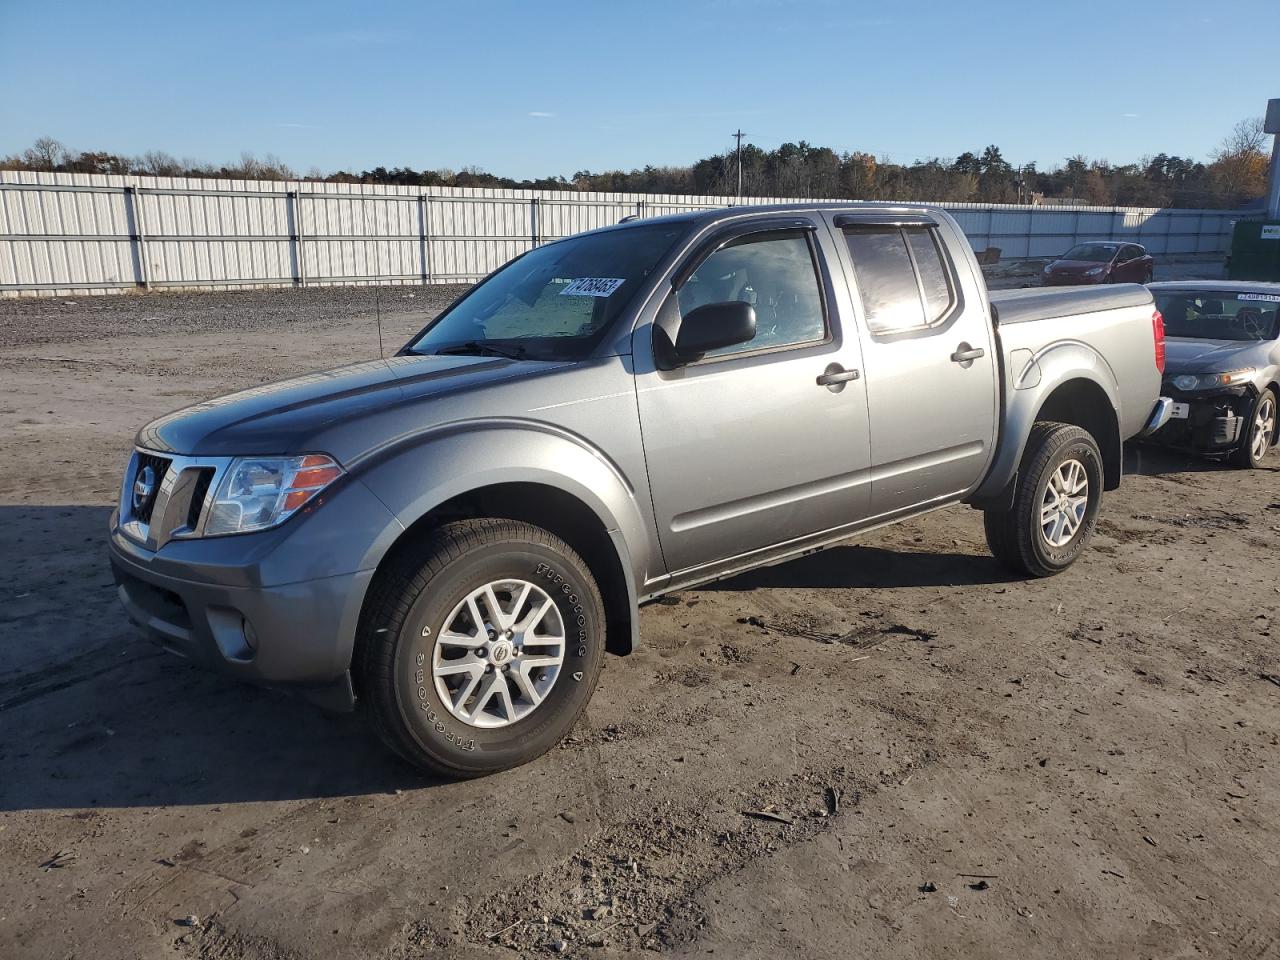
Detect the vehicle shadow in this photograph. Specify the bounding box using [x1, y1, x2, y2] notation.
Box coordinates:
[0, 505, 434, 812]
[1123, 440, 1280, 477]
[701, 544, 1013, 593]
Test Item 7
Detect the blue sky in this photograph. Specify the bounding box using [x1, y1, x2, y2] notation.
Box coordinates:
[2, 0, 1277, 177]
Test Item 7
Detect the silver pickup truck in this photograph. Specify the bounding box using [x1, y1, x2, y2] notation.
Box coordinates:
[109, 203, 1171, 775]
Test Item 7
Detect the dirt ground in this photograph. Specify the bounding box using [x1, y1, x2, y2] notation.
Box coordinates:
[2, 263, 1278, 960]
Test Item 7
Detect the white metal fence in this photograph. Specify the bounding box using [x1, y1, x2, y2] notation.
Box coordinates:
[0, 171, 1241, 297]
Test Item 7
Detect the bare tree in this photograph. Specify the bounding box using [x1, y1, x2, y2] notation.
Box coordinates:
[138, 150, 182, 177]
[1211, 117, 1269, 203]
[22, 136, 68, 170]
[1217, 117, 1267, 158]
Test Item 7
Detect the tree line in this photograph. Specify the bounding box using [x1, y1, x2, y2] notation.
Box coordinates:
[3, 117, 1270, 209]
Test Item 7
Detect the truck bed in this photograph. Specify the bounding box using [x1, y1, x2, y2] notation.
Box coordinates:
[984, 281, 1158, 452]
[990, 284, 1153, 326]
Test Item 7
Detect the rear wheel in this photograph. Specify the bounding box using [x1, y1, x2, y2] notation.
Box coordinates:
[984, 422, 1104, 577]
[356, 519, 605, 777]
[1230, 388, 1276, 469]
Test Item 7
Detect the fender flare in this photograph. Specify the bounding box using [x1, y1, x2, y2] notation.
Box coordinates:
[972, 340, 1122, 505]
[348, 418, 653, 652]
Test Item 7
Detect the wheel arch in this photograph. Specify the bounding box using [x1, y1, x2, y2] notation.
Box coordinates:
[364, 481, 638, 657]
[1033, 378, 1122, 490]
[351, 426, 652, 658]
[970, 343, 1124, 508]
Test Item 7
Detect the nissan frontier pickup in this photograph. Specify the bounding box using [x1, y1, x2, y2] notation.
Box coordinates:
[109, 203, 1172, 775]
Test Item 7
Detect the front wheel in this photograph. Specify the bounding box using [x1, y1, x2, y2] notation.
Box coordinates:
[356, 519, 605, 777]
[1230, 388, 1276, 469]
[984, 422, 1104, 577]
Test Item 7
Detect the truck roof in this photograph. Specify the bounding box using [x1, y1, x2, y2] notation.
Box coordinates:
[593, 201, 946, 235]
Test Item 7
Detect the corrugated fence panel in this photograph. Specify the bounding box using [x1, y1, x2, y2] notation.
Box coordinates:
[428, 195, 532, 281]
[540, 198, 638, 241]
[0, 171, 1245, 296]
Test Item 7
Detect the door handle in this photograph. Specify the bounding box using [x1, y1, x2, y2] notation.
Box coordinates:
[816, 363, 860, 390]
[951, 343, 985, 364]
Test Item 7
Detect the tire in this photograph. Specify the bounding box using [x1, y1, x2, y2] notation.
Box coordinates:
[1230, 388, 1276, 470]
[984, 421, 1104, 578]
[355, 518, 605, 777]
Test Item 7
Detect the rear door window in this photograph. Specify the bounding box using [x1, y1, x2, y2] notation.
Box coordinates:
[844, 226, 957, 335]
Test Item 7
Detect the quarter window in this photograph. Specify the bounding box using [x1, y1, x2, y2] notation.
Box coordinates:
[844, 226, 957, 335]
[677, 231, 826, 358]
[907, 229, 954, 325]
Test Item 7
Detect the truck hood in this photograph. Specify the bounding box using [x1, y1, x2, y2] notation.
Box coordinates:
[1163, 338, 1268, 374]
[136, 353, 557, 458]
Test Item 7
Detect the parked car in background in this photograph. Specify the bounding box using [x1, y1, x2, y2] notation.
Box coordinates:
[109, 203, 1170, 776]
[1042, 242, 1154, 286]
[1145, 281, 1280, 468]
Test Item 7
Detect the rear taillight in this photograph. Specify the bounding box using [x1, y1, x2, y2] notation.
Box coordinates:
[1152, 309, 1165, 374]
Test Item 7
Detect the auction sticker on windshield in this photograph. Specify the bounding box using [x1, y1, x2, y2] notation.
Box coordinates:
[1239, 293, 1280, 302]
[560, 277, 625, 298]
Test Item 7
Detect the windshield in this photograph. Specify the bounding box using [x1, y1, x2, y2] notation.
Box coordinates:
[1061, 244, 1117, 263]
[1155, 290, 1280, 342]
[405, 222, 689, 361]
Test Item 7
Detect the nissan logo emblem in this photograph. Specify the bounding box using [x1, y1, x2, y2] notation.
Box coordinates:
[132, 464, 156, 513]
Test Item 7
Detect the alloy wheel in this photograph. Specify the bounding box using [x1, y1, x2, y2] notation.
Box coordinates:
[1252, 396, 1276, 462]
[430, 579, 565, 728]
[1040, 458, 1089, 548]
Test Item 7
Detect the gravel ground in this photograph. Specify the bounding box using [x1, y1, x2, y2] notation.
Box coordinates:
[3, 260, 1276, 960]
[0, 283, 470, 349]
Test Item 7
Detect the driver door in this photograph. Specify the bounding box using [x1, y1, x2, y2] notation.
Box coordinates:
[633, 220, 872, 578]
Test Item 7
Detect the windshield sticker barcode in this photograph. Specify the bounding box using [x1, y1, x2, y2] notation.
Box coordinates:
[1239, 293, 1280, 302]
[560, 277, 625, 298]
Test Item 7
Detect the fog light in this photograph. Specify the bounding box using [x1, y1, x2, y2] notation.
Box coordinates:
[242, 617, 259, 651]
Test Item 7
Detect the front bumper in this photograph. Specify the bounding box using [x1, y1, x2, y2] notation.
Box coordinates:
[107, 473, 402, 711]
[1144, 387, 1255, 454]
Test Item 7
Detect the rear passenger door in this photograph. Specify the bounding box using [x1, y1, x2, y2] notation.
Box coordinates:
[829, 213, 999, 517]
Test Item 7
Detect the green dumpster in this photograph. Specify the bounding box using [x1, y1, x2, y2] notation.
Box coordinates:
[1228, 220, 1280, 281]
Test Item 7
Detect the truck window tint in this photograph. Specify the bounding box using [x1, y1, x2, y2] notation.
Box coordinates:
[677, 233, 825, 358]
[844, 228, 926, 334]
[906, 228, 955, 325]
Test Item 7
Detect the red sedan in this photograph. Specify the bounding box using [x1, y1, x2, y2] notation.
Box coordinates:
[1041, 242, 1155, 286]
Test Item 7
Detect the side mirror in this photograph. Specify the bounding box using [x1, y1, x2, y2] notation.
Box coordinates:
[672, 301, 757, 363]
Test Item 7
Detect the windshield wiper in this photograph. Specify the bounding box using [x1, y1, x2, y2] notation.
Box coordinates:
[431, 340, 528, 360]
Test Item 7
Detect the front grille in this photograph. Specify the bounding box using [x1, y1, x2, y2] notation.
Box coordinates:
[120, 449, 233, 549]
[132, 453, 171, 524]
[186, 468, 215, 529]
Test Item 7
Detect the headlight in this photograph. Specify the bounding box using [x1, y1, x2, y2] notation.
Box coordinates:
[1169, 368, 1255, 392]
[1085, 266, 1105, 276]
[205, 454, 343, 536]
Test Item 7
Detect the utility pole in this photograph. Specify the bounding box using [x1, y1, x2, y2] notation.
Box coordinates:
[732, 129, 745, 199]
